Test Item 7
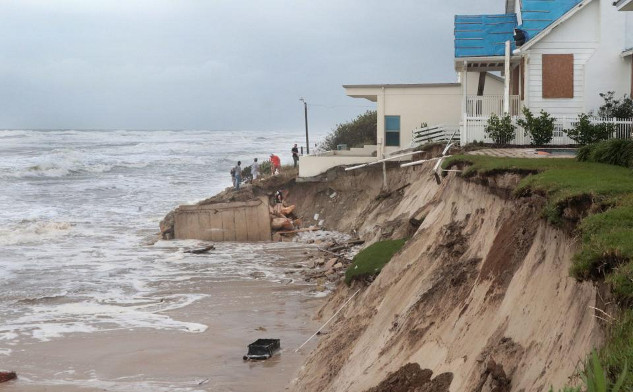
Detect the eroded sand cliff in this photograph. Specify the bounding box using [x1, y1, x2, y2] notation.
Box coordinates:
[284, 162, 603, 392]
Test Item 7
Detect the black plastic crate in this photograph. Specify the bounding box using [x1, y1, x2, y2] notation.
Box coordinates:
[243, 338, 280, 360]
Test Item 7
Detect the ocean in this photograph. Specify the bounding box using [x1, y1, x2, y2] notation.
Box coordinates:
[0, 129, 327, 391]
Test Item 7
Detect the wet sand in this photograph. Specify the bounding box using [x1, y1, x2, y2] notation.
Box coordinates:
[1, 247, 325, 391]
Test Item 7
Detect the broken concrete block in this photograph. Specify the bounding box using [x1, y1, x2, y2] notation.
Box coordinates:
[333, 262, 343, 270]
[324, 258, 338, 270]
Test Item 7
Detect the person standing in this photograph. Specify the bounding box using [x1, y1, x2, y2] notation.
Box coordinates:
[270, 154, 281, 175]
[251, 158, 259, 180]
[291, 144, 299, 168]
[233, 161, 242, 190]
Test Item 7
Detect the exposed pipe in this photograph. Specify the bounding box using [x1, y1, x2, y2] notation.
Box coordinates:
[295, 288, 361, 352]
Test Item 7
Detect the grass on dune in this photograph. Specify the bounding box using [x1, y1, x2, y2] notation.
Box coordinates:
[344, 239, 407, 285]
[444, 154, 633, 389]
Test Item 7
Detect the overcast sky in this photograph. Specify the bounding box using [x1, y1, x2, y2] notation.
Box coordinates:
[0, 0, 501, 133]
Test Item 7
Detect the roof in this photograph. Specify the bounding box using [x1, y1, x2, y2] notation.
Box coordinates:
[518, 0, 582, 39]
[455, 0, 583, 58]
[455, 14, 517, 58]
[343, 83, 460, 89]
[615, 0, 633, 11]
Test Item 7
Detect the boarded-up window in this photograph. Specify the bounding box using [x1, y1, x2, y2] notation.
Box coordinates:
[542, 54, 574, 99]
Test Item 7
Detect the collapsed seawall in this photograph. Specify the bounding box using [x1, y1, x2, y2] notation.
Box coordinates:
[285, 162, 603, 392]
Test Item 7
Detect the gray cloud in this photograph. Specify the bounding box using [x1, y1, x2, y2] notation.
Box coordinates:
[0, 0, 502, 132]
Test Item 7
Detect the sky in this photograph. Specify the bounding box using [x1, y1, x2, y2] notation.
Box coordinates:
[0, 0, 501, 133]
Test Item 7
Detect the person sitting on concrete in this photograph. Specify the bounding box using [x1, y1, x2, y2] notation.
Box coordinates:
[233, 161, 242, 190]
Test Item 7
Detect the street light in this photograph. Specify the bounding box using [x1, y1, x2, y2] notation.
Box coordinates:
[299, 97, 310, 155]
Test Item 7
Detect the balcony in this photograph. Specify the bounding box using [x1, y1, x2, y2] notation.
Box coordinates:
[466, 95, 521, 117]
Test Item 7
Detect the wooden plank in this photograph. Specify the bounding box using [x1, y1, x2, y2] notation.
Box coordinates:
[221, 210, 236, 242]
[178, 200, 263, 211]
[209, 210, 224, 242]
[234, 208, 248, 242]
[542, 54, 574, 99]
[197, 211, 212, 241]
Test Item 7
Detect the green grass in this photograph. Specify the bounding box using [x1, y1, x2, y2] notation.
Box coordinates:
[344, 239, 407, 285]
[578, 139, 633, 168]
[444, 154, 633, 389]
[600, 310, 633, 391]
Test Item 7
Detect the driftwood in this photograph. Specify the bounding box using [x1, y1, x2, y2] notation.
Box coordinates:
[329, 239, 365, 252]
[184, 245, 215, 254]
[277, 227, 321, 235]
[0, 372, 16, 383]
[375, 183, 411, 201]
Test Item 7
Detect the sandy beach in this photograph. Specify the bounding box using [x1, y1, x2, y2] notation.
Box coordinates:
[1, 245, 325, 392]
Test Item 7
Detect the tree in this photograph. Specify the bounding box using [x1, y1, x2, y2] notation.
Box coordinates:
[320, 110, 377, 151]
[517, 107, 555, 146]
[484, 113, 516, 145]
[597, 91, 633, 119]
[564, 113, 613, 145]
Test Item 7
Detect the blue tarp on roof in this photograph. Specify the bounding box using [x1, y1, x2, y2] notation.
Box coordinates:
[518, 0, 582, 39]
[455, 14, 517, 57]
[455, 1, 583, 58]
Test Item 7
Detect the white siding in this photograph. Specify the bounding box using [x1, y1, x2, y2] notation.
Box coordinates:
[525, 0, 632, 115]
[525, 0, 599, 115]
[626, 13, 633, 49]
[585, 0, 632, 110]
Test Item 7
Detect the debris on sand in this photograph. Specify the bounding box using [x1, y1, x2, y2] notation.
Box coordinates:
[184, 245, 215, 254]
[303, 239, 364, 283]
[364, 363, 452, 392]
[0, 371, 17, 383]
[243, 339, 281, 360]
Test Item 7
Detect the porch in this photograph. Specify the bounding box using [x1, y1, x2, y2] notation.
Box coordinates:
[466, 94, 521, 117]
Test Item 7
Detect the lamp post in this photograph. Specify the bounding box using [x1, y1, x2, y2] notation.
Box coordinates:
[299, 97, 309, 154]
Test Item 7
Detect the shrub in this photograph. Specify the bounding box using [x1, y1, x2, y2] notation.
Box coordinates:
[517, 107, 555, 146]
[565, 113, 613, 145]
[598, 91, 633, 119]
[484, 113, 516, 145]
[259, 160, 271, 175]
[577, 139, 633, 168]
[320, 110, 377, 151]
[344, 239, 406, 285]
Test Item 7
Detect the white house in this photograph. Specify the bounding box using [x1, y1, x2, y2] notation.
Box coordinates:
[298, 72, 504, 178]
[456, 0, 633, 144]
[343, 73, 504, 158]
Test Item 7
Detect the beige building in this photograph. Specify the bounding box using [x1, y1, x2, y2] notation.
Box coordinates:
[343, 72, 504, 158]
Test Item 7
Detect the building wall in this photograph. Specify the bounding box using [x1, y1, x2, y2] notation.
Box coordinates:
[524, 0, 599, 115]
[379, 73, 503, 155]
[525, 0, 632, 115]
[174, 197, 272, 242]
[585, 0, 633, 111]
[299, 155, 376, 178]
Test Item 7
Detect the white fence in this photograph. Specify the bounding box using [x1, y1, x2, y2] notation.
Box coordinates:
[411, 124, 460, 146]
[461, 116, 633, 146]
[466, 95, 521, 117]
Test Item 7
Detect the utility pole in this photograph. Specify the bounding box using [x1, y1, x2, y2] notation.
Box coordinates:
[300, 97, 310, 154]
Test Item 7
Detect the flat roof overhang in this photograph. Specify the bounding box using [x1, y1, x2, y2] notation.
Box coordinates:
[454, 56, 521, 72]
[616, 0, 633, 11]
[343, 83, 461, 102]
[622, 48, 633, 57]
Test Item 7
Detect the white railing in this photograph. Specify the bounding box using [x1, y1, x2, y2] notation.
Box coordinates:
[461, 116, 633, 146]
[466, 95, 521, 117]
[411, 124, 460, 147]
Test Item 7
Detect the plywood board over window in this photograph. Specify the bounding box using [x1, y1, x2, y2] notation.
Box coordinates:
[542, 54, 574, 99]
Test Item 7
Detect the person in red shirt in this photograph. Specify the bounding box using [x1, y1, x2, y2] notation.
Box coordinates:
[270, 154, 281, 175]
